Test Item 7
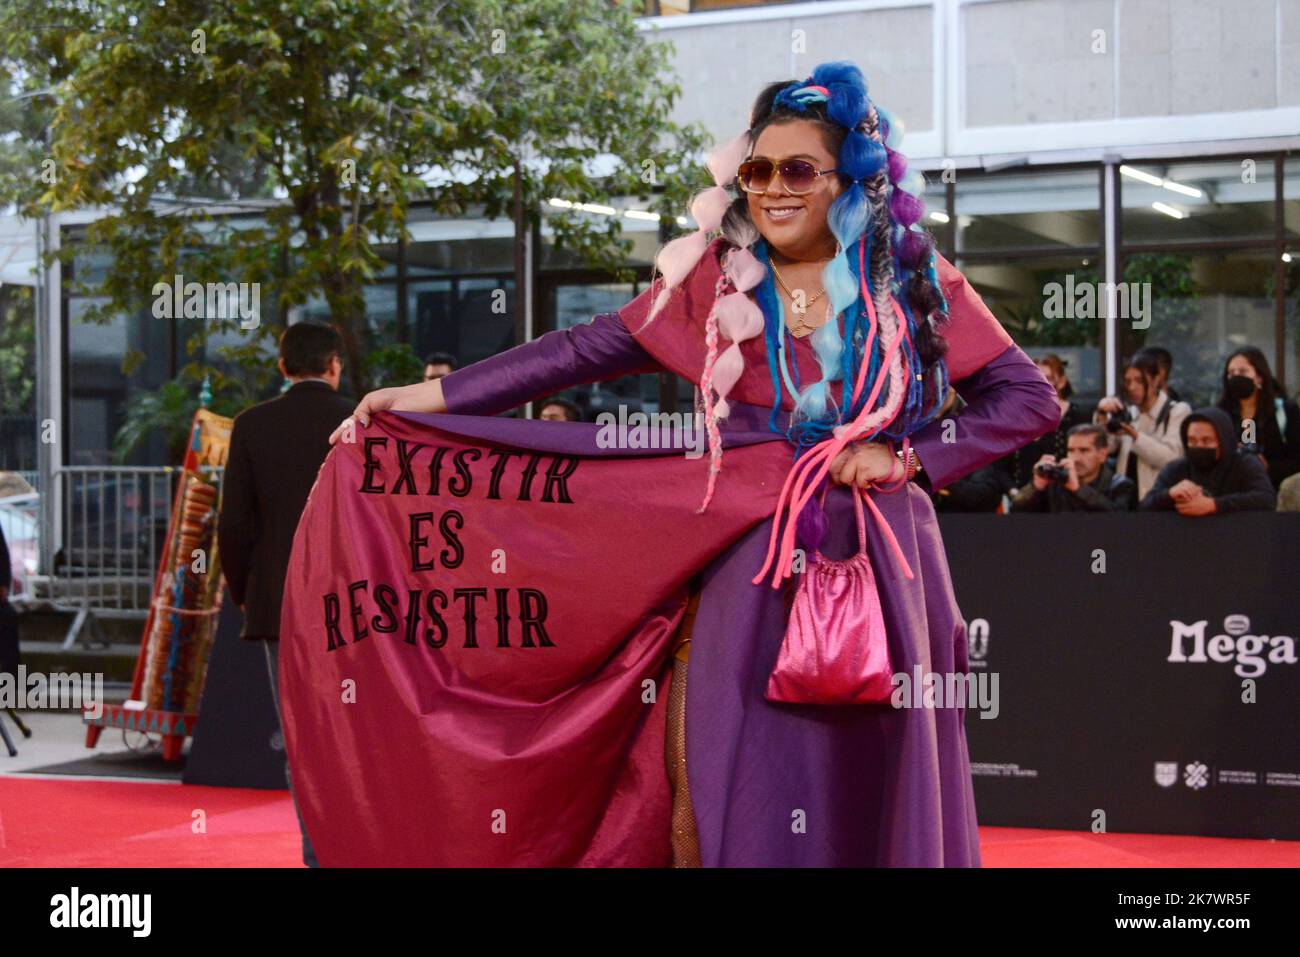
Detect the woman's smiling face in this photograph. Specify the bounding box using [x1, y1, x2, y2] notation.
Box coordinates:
[744, 118, 843, 261]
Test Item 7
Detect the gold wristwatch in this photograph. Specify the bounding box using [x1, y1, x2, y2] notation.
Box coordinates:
[896, 447, 923, 480]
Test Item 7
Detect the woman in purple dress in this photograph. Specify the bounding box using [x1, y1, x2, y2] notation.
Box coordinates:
[334, 61, 1058, 866]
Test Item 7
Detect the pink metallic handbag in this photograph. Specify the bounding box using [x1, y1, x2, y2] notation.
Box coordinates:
[765, 485, 895, 706]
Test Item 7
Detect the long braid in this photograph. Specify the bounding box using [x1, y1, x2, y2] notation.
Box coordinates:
[857, 101, 907, 434]
[697, 200, 765, 511]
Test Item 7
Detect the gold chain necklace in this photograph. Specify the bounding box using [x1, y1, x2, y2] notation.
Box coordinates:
[770, 259, 832, 337]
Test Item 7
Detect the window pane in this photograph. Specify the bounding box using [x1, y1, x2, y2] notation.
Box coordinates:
[363, 283, 399, 344]
[1281, 255, 1299, 399]
[456, 278, 517, 365]
[1117, 250, 1278, 408]
[398, 277, 519, 369]
[956, 255, 1104, 404]
[0, 285, 37, 470]
[550, 283, 664, 421]
[555, 283, 632, 331]
[1121, 158, 1276, 245]
[67, 298, 169, 465]
[540, 229, 660, 270]
[372, 242, 399, 278]
[405, 215, 516, 275]
[1284, 157, 1300, 244]
[69, 244, 113, 288]
[408, 280, 454, 360]
[292, 284, 400, 343]
[955, 168, 1101, 253]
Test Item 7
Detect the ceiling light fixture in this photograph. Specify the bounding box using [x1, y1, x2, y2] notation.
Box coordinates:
[1120, 165, 1203, 199]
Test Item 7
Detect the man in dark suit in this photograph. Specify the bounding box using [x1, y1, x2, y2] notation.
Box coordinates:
[218, 321, 355, 867]
[0, 519, 30, 755]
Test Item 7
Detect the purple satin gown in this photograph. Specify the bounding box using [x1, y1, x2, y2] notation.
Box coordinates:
[440, 312, 1058, 866]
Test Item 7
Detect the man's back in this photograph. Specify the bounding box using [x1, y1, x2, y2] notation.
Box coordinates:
[219, 380, 355, 638]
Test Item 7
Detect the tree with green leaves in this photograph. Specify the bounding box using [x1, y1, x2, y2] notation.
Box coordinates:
[0, 0, 707, 413]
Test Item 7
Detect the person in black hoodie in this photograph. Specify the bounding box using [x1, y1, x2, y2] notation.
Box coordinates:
[1140, 406, 1276, 515]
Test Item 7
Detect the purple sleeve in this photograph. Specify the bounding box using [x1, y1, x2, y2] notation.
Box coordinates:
[439, 312, 662, 416]
[910, 343, 1060, 492]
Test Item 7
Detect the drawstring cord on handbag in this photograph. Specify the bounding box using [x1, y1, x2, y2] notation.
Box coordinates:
[754, 240, 917, 589]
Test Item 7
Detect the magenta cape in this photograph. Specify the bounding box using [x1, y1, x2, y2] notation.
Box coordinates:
[279, 410, 791, 866]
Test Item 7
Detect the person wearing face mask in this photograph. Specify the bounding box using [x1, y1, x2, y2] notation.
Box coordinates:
[1139, 407, 1276, 514]
[1215, 347, 1300, 489]
[1011, 423, 1135, 512]
[1093, 348, 1191, 500]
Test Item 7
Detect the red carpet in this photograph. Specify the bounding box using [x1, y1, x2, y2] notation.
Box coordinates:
[2, 776, 1297, 867]
[0, 777, 303, 868]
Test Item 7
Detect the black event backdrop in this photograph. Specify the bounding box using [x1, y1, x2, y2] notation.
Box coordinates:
[942, 512, 1300, 841]
[187, 515, 1300, 844]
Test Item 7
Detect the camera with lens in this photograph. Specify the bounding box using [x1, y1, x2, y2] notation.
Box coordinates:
[1033, 462, 1071, 484]
[1104, 405, 1132, 434]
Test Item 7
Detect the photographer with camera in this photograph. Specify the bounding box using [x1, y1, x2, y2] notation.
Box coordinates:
[1092, 348, 1190, 499]
[1011, 424, 1136, 512]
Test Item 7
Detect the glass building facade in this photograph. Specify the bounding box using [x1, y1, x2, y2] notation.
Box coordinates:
[53, 146, 1300, 467]
[27, 0, 1300, 467]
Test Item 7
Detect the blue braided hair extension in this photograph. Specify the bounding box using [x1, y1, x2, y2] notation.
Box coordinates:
[753, 238, 786, 436]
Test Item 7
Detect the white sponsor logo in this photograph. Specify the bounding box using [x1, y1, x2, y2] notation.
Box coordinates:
[966, 617, 990, 667]
[1154, 761, 1178, 787]
[1166, 615, 1296, 678]
[1183, 761, 1210, 790]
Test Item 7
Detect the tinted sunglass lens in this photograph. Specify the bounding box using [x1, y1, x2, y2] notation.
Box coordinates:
[779, 160, 818, 193]
[739, 161, 773, 192]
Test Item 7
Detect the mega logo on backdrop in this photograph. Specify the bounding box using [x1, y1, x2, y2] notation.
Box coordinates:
[1166, 614, 1297, 678]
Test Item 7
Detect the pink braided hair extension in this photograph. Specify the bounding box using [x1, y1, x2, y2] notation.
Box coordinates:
[635, 130, 766, 512]
[697, 271, 727, 511]
[696, 249, 767, 511]
[640, 132, 749, 328]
